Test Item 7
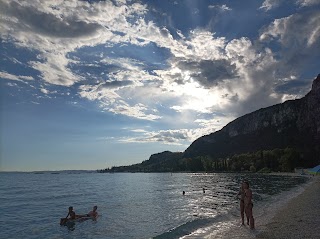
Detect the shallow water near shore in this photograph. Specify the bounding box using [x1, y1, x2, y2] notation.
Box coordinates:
[0, 172, 309, 239]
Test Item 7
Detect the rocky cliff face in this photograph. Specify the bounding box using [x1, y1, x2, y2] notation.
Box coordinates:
[183, 75, 320, 165]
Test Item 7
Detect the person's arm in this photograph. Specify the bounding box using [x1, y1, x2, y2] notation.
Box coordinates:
[76, 213, 89, 218]
[87, 211, 93, 217]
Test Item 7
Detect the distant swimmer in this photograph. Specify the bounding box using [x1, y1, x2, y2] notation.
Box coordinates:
[183, 191, 185, 195]
[203, 188, 205, 193]
[87, 205, 98, 218]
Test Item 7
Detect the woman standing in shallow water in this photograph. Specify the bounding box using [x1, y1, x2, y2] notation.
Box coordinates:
[238, 182, 246, 225]
[243, 181, 255, 229]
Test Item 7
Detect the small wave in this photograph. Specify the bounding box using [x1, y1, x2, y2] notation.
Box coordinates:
[153, 209, 240, 239]
[153, 216, 221, 239]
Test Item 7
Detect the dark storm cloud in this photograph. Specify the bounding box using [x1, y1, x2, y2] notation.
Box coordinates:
[177, 59, 238, 87]
[151, 130, 188, 143]
[222, 93, 239, 103]
[1, 1, 102, 38]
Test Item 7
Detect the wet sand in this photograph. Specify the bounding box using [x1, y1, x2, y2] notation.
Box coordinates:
[257, 176, 320, 239]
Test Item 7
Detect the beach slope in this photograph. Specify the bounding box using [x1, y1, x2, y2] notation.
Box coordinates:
[257, 177, 320, 239]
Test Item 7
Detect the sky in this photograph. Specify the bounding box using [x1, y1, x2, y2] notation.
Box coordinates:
[0, 0, 319, 172]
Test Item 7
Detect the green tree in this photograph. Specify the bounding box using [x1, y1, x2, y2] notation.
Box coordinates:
[250, 165, 256, 172]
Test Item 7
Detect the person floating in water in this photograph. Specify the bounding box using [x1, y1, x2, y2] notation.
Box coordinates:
[87, 205, 98, 218]
[67, 206, 78, 219]
[243, 181, 255, 229]
[237, 181, 246, 225]
[183, 191, 185, 195]
[60, 206, 78, 225]
[203, 188, 206, 193]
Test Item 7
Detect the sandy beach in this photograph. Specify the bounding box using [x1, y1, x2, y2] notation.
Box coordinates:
[257, 176, 320, 239]
[210, 175, 320, 239]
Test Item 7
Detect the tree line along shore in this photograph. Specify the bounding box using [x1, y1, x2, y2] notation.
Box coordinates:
[99, 147, 313, 173]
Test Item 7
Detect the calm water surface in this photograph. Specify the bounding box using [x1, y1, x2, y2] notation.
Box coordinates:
[0, 172, 308, 239]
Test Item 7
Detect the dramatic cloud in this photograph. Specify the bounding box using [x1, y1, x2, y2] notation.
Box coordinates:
[0, 0, 149, 86]
[2, 1, 102, 38]
[260, 10, 320, 47]
[174, 59, 237, 87]
[260, 9, 320, 77]
[1, 0, 319, 147]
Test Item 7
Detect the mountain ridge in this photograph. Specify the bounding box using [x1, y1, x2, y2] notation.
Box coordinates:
[101, 74, 320, 172]
[183, 74, 320, 164]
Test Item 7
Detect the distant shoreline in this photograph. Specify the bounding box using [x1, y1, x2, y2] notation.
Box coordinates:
[98, 170, 311, 176]
[0, 170, 312, 177]
[0, 170, 96, 173]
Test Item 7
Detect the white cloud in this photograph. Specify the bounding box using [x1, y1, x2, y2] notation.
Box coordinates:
[259, 0, 285, 11]
[0, 0, 149, 86]
[208, 4, 232, 11]
[296, 0, 320, 7]
[260, 0, 320, 11]
[107, 102, 161, 121]
[259, 9, 320, 80]
[79, 81, 162, 121]
[40, 88, 49, 94]
[260, 11, 320, 47]
[116, 113, 236, 145]
[79, 83, 121, 101]
[6, 82, 18, 87]
[130, 129, 149, 133]
[0, 71, 34, 82]
[118, 128, 194, 145]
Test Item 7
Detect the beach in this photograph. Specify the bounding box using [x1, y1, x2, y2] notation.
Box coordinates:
[208, 175, 319, 239]
[257, 176, 320, 239]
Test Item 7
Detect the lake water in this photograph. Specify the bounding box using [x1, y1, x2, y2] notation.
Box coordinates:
[0, 172, 309, 239]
